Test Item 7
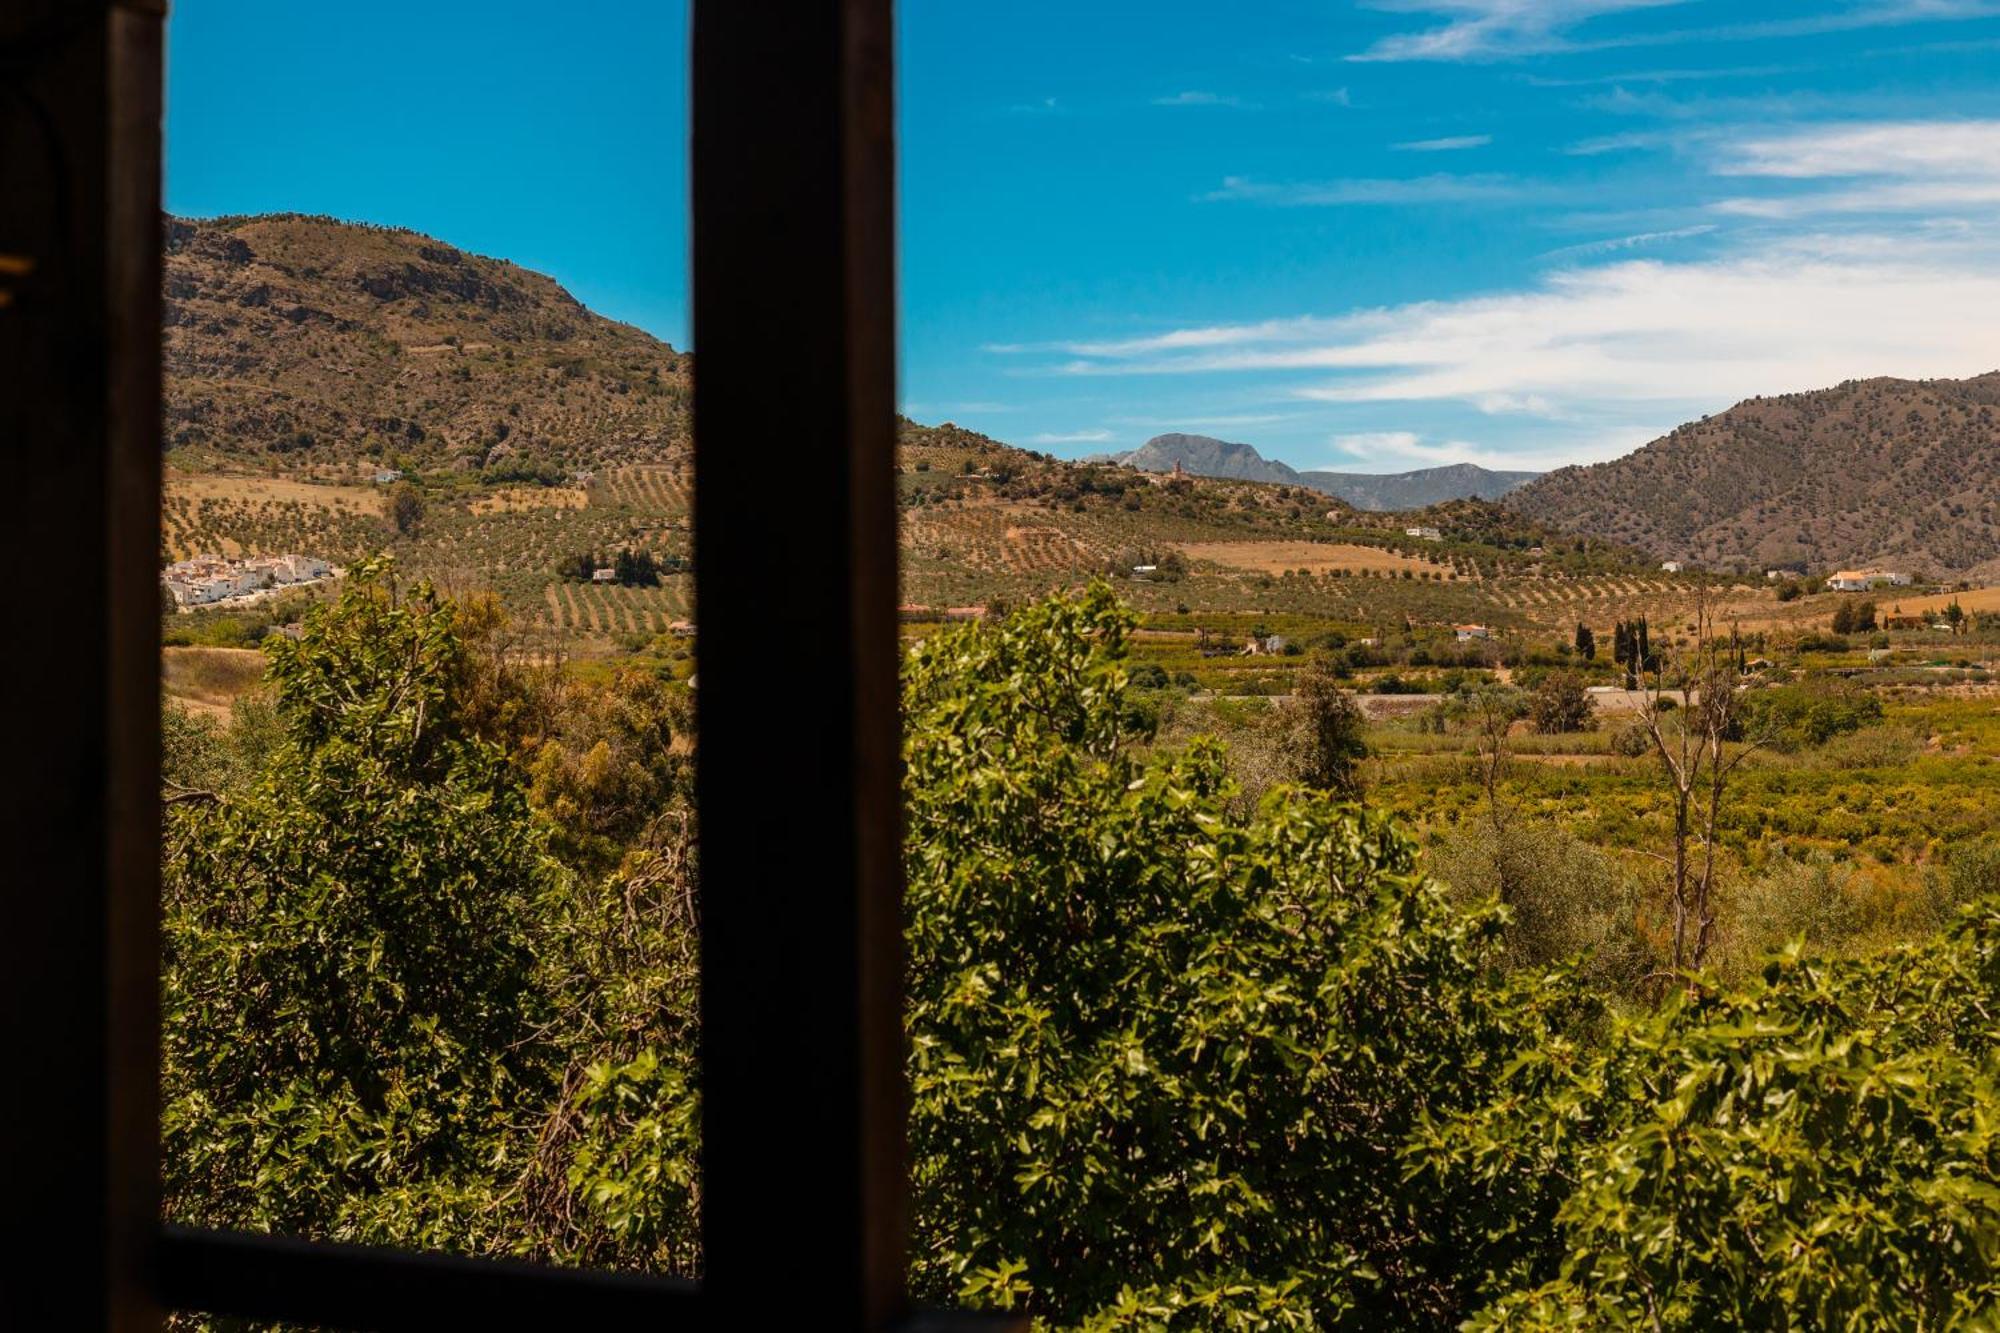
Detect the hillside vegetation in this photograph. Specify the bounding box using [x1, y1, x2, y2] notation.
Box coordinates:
[1510, 373, 2000, 577]
[165, 214, 690, 476]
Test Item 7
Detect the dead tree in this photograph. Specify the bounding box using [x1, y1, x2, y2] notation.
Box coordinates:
[1635, 589, 1767, 976]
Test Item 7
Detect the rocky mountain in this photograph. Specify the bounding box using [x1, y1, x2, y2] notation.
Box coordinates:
[164, 214, 689, 475]
[1116, 433, 1539, 509]
[1120, 433, 1300, 484]
[1299, 461, 1540, 512]
[1507, 374, 2000, 578]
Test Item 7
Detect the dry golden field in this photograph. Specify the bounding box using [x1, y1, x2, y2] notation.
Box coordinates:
[162, 646, 267, 719]
[166, 472, 384, 515]
[1178, 540, 1450, 578]
[1881, 586, 2000, 617]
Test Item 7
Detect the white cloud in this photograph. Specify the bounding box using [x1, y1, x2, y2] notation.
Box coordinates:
[1109, 412, 1301, 429]
[1716, 119, 2000, 178]
[1349, 0, 1690, 62]
[1030, 428, 1115, 444]
[1305, 87, 1356, 105]
[1538, 223, 1715, 259]
[1153, 91, 1246, 107]
[1204, 172, 1521, 205]
[1707, 119, 2000, 217]
[1563, 130, 1675, 155]
[1322, 430, 1622, 472]
[1393, 133, 1494, 151]
[1353, 0, 2000, 62]
[1526, 63, 1802, 87]
[1008, 230, 2000, 440]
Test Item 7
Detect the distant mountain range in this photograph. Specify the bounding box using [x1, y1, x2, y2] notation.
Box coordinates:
[1106, 433, 1541, 511]
[163, 216, 2000, 581]
[1507, 373, 2000, 579]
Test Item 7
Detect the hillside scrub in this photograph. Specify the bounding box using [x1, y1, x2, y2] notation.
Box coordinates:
[162, 577, 2000, 1327]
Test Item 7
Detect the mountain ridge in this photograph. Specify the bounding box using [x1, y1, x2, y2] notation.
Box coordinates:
[164, 212, 690, 475]
[1507, 373, 2000, 577]
[1113, 433, 1540, 510]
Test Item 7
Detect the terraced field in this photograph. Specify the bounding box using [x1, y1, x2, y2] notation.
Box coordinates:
[538, 578, 694, 635]
[173, 441, 1867, 662]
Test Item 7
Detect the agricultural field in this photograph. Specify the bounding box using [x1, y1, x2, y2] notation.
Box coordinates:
[160, 428, 1999, 690]
[1177, 539, 1451, 578]
[162, 472, 384, 561]
[1143, 626, 2000, 978]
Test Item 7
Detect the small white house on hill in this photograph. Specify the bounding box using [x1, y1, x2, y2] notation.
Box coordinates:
[1828, 568, 1911, 592]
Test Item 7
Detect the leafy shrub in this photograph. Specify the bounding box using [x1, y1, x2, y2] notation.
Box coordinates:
[164, 562, 558, 1243]
[1279, 650, 1368, 797]
[1743, 679, 1885, 749]
[901, 586, 1563, 1327]
[1528, 671, 1593, 735]
[1426, 910, 2000, 1328]
[1428, 818, 1654, 992]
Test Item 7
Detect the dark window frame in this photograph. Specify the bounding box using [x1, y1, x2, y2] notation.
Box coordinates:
[0, 2, 1005, 1328]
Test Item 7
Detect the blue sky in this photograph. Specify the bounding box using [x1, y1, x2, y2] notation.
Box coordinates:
[167, 1, 2000, 473]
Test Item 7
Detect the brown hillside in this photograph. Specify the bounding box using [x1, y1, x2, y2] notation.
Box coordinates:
[165, 214, 690, 474]
[1508, 374, 2000, 576]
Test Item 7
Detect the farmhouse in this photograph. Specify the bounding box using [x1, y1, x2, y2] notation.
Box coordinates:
[1660, 560, 1683, 574]
[1455, 624, 1491, 642]
[1405, 525, 1442, 542]
[591, 567, 619, 583]
[1828, 568, 1912, 592]
[372, 468, 403, 484]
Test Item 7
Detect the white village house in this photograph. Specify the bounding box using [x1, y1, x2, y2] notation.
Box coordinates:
[1405, 525, 1442, 542]
[162, 553, 334, 610]
[1660, 560, 1684, 574]
[1827, 568, 1912, 592]
[1455, 624, 1491, 643]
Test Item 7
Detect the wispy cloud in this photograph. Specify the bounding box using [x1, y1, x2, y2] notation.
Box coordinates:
[902, 400, 1018, 418]
[1204, 172, 1522, 205]
[1352, 0, 2000, 63]
[1715, 118, 2000, 178]
[1030, 428, 1115, 444]
[1538, 223, 1716, 260]
[1349, 0, 1690, 63]
[1393, 133, 1494, 150]
[1563, 129, 1676, 155]
[993, 230, 2000, 452]
[1108, 412, 1301, 430]
[1304, 87, 1355, 105]
[1322, 430, 1609, 472]
[1526, 63, 1802, 87]
[1153, 90, 1248, 107]
[1708, 119, 2000, 216]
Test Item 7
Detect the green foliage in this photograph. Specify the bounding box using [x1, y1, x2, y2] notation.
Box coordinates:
[1429, 907, 2000, 1328]
[157, 574, 2000, 1330]
[900, 585, 1556, 1328]
[1430, 818, 1655, 991]
[1744, 679, 1886, 749]
[1529, 670, 1594, 735]
[1280, 649, 1369, 797]
[391, 482, 426, 536]
[164, 560, 558, 1245]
